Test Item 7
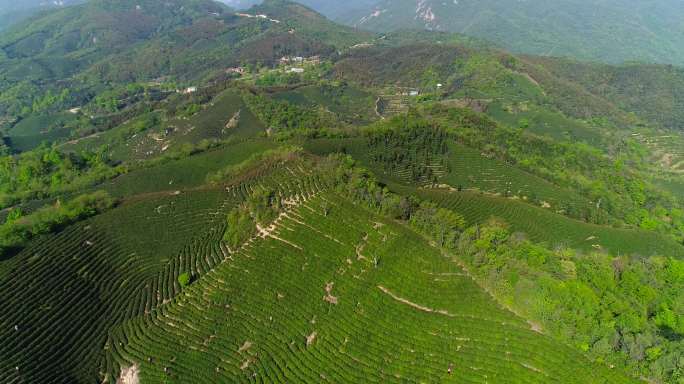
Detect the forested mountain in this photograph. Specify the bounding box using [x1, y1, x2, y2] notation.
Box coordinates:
[1, 1, 683, 383]
[0, 0, 368, 123]
[297, 0, 684, 66]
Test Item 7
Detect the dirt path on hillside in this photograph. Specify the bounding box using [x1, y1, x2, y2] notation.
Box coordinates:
[378, 285, 456, 317]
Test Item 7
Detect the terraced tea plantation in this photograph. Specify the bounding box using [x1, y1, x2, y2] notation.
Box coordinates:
[419, 189, 684, 257]
[377, 94, 410, 117]
[5, 113, 76, 152]
[0, 161, 326, 383]
[306, 138, 603, 221]
[101, 140, 276, 197]
[443, 143, 594, 218]
[634, 130, 684, 175]
[61, 89, 266, 162]
[108, 193, 636, 383]
[0, 187, 234, 383]
[272, 84, 377, 124]
[486, 101, 604, 144]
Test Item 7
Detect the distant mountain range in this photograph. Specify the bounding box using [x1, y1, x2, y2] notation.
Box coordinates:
[0, 0, 85, 30]
[345, 0, 684, 65]
[6, 0, 684, 66]
[221, 0, 684, 66]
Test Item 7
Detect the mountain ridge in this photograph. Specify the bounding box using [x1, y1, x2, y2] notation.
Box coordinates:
[304, 0, 684, 66]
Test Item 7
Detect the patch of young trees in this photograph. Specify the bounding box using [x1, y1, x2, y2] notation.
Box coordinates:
[365, 115, 450, 183]
[457, 219, 684, 384]
[0, 191, 117, 257]
[242, 91, 336, 134]
[223, 187, 282, 250]
[0, 145, 121, 209]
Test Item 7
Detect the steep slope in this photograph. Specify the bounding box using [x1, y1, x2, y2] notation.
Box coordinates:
[0, 153, 639, 383]
[327, 0, 684, 66]
[109, 191, 636, 383]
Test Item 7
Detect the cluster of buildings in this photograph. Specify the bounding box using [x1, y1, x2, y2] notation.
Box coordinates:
[279, 55, 321, 66]
[278, 55, 321, 74]
[226, 67, 246, 75]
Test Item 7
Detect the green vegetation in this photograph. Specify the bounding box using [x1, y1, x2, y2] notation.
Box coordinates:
[0, 158, 322, 382]
[428, 106, 684, 237]
[0, 145, 121, 209]
[443, 142, 598, 221]
[104, 140, 276, 197]
[2, 1, 684, 383]
[243, 91, 337, 134]
[526, 58, 684, 131]
[108, 189, 636, 383]
[419, 189, 684, 258]
[223, 204, 256, 249]
[323, 154, 684, 383]
[0, 187, 233, 382]
[486, 100, 604, 144]
[457, 220, 684, 382]
[206, 145, 300, 184]
[364, 117, 449, 184]
[272, 82, 377, 125]
[0, 190, 116, 256]
[178, 272, 191, 287]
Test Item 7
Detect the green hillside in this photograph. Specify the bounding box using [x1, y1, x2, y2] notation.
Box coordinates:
[1, 1, 684, 383]
[109, 192, 635, 383]
[421, 189, 684, 258]
[0, 155, 640, 383]
[305, 137, 684, 258]
[524, 57, 684, 131]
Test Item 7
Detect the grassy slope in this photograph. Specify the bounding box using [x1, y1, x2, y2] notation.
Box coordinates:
[6, 113, 76, 151]
[485, 101, 604, 144]
[443, 142, 593, 213]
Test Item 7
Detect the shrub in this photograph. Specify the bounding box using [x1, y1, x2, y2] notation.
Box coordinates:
[178, 273, 191, 287]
